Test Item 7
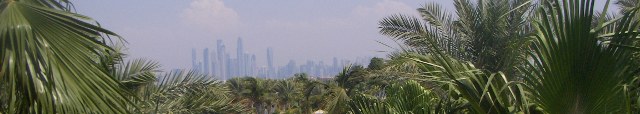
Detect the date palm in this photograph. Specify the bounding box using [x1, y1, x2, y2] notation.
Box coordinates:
[348, 80, 466, 114]
[227, 77, 274, 114]
[378, 0, 533, 113]
[273, 79, 297, 111]
[144, 70, 247, 113]
[99, 57, 250, 113]
[1, 0, 131, 113]
[381, 0, 533, 75]
[372, 0, 640, 113]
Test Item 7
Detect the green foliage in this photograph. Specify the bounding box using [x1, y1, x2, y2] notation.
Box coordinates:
[0, 0, 132, 113]
[367, 57, 385, 70]
[520, 0, 640, 113]
[3, 0, 640, 114]
[380, 0, 533, 75]
[147, 70, 240, 113]
[372, 0, 640, 113]
[110, 59, 248, 113]
[349, 80, 465, 114]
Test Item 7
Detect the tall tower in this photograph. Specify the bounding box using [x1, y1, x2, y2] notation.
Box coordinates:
[243, 53, 250, 76]
[210, 50, 217, 78]
[225, 53, 232, 78]
[192, 48, 198, 71]
[203, 48, 209, 75]
[237, 37, 244, 76]
[333, 57, 338, 74]
[217, 40, 226, 80]
[251, 54, 257, 77]
[267, 48, 274, 78]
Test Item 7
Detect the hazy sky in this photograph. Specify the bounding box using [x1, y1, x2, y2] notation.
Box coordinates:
[72, 0, 614, 70]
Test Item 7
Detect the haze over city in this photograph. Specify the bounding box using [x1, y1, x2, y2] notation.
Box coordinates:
[3, 0, 637, 113]
[72, 0, 615, 70]
[70, 0, 459, 70]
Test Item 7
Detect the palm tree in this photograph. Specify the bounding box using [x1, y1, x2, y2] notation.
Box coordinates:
[380, 0, 533, 76]
[273, 79, 299, 112]
[110, 58, 248, 113]
[520, 0, 640, 113]
[292, 73, 327, 114]
[360, 0, 640, 113]
[227, 77, 274, 114]
[383, 52, 528, 113]
[147, 70, 248, 113]
[1, 0, 132, 113]
[317, 65, 370, 113]
[378, 0, 533, 113]
[348, 80, 466, 114]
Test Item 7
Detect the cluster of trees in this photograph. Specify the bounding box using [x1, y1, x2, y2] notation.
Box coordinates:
[3, 0, 640, 113]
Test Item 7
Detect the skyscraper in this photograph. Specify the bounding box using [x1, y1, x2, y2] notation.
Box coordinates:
[251, 54, 256, 76]
[267, 48, 274, 78]
[217, 40, 226, 79]
[243, 53, 250, 76]
[203, 48, 209, 75]
[210, 50, 217, 78]
[333, 57, 338, 74]
[236, 37, 244, 76]
[192, 48, 198, 72]
[225, 53, 232, 78]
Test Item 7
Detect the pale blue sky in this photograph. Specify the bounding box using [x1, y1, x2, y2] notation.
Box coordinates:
[71, 0, 614, 70]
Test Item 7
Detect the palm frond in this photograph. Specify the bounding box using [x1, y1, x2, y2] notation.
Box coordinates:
[0, 1, 131, 113]
[142, 70, 248, 113]
[521, 0, 640, 113]
[348, 80, 466, 114]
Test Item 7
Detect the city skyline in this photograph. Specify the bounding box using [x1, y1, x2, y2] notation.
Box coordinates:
[72, 1, 616, 71]
[192, 37, 373, 79]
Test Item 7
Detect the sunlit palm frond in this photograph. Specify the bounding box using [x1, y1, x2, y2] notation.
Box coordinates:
[274, 80, 296, 107]
[616, 0, 640, 14]
[348, 94, 394, 114]
[521, 0, 640, 113]
[324, 81, 351, 114]
[381, 7, 530, 112]
[348, 80, 466, 114]
[144, 70, 248, 113]
[383, 0, 533, 75]
[0, 0, 131, 113]
[113, 58, 160, 93]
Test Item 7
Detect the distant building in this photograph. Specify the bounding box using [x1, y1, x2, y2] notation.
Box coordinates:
[217, 40, 226, 79]
[203, 48, 209, 75]
[267, 47, 274, 78]
[189, 39, 369, 79]
[237, 37, 244, 77]
[191, 48, 198, 72]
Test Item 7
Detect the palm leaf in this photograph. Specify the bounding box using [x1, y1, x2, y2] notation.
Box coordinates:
[521, 0, 640, 113]
[348, 80, 466, 114]
[143, 70, 248, 113]
[0, 1, 131, 113]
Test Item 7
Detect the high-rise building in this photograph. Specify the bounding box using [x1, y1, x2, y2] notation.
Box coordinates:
[267, 48, 274, 78]
[192, 48, 197, 71]
[251, 54, 256, 76]
[210, 50, 217, 78]
[197, 62, 202, 73]
[217, 40, 226, 80]
[203, 48, 209, 75]
[191, 38, 371, 79]
[243, 53, 250, 76]
[225, 53, 232, 78]
[333, 57, 339, 74]
[237, 38, 244, 77]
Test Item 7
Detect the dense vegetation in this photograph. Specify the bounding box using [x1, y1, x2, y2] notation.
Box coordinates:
[2, 0, 640, 113]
